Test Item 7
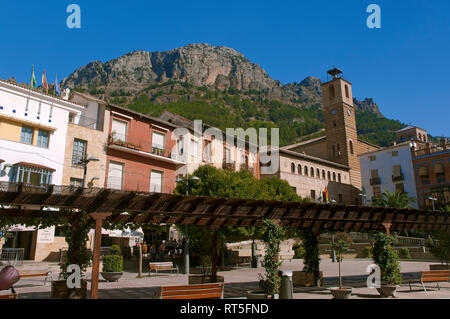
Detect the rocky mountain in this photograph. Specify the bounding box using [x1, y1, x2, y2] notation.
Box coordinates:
[63, 43, 381, 115]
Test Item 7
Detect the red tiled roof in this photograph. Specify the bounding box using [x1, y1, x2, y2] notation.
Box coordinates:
[13, 162, 56, 172]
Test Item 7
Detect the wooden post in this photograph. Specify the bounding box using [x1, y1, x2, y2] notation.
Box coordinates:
[382, 222, 392, 236]
[88, 212, 111, 300]
[211, 231, 218, 283]
[138, 244, 142, 278]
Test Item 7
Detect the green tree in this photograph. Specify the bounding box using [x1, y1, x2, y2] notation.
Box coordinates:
[373, 190, 416, 209]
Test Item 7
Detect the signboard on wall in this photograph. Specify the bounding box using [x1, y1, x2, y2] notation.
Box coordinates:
[37, 226, 55, 243]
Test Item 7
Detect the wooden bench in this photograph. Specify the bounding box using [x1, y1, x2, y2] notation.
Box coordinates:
[158, 283, 224, 299]
[0, 294, 19, 299]
[409, 270, 450, 292]
[19, 271, 52, 286]
[149, 262, 178, 277]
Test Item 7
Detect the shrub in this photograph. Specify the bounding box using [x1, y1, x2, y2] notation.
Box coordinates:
[110, 245, 121, 255]
[372, 233, 402, 285]
[292, 244, 305, 259]
[426, 232, 450, 265]
[399, 248, 412, 259]
[102, 255, 123, 272]
[360, 246, 373, 259]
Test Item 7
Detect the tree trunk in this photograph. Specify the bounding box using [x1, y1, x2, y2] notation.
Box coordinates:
[210, 231, 218, 283]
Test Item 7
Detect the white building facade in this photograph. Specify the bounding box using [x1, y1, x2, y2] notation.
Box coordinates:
[359, 142, 418, 208]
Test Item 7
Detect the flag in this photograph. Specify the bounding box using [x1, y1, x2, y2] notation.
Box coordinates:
[323, 187, 329, 203]
[55, 73, 61, 96]
[42, 70, 49, 93]
[30, 65, 37, 89]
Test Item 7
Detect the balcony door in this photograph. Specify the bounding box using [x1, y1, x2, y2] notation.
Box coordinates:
[111, 119, 127, 142]
[107, 161, 124, 190]
[150, 170, 163, 193]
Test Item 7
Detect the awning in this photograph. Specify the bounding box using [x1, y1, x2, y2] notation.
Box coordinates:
[13, 162, 56, 172]
[418, 166, 429, 176]
[434, 163, 444, 174]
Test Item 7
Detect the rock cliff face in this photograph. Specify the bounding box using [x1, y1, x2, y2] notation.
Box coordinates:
[63, 43, 382, 115]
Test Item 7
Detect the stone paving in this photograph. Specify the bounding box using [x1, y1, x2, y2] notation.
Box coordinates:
[2, 259, 449, 299]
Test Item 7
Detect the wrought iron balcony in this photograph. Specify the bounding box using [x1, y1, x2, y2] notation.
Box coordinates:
[392, 173, 404, 182]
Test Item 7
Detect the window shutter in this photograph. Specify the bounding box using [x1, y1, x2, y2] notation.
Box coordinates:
[152, 132, 165, 149]
[150, 171, 163, 193]
[107, 162, 124, 190]
[393, 165, 401, 177]
[418, 166, 429, 176]
[434, 163, 444, 174]
[111, 119, 127, 140]
[371, 169, 379, 178]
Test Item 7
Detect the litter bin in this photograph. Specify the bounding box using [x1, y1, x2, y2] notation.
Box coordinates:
[278, 270, 293, 299]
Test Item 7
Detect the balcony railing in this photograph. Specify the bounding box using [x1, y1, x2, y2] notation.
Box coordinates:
[69, 114, 98, 130]
[222, 160, 236, 171]
[107, 134, 173, 159]
[370, 177, 382, 185]
[392, 173, 404, 182]
[414, 143, 450, 157]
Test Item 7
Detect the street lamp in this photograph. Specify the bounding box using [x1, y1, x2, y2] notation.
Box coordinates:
[77, 155, 99, 188]
[176, 174, 200, 275]
[426, 196, 437, 211]
[359, 193, 367, 206]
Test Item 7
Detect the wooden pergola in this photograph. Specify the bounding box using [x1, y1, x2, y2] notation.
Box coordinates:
[1, 182, 449, 298]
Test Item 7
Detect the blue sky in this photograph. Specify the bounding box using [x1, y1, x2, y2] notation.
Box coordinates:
[0, 0, 449, 136]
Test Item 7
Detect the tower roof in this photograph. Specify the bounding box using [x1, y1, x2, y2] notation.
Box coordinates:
[327, 67, 343, 78]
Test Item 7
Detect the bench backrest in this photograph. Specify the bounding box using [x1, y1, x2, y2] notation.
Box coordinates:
[421, 270, 450, 282]
[150, 262, 175, 270]
[160, 283, 224, 299]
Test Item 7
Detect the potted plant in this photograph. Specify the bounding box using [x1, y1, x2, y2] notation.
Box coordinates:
[426, 232, 450, 270]
[101, 245, 123, 282]
[292, 229, 323, 287]
[372, 232, 402, 298]
[329, 233, 353, 299]
[247, 220, 284, 299]
[188, 255, 224, 284]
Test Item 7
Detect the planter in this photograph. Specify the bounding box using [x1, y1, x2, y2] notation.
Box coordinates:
[101, 272, 123, 282]
[292, 271, 323, 287]
[188, 275, 224, 284]
[330, 287, 352, 299]
[246, 291, 278, 299]
[376, 285, 398, 298]
[429, 264, 450, 271]
[51, 279, 88, 299]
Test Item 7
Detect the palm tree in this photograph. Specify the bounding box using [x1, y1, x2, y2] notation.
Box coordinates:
[373, 190, 416, 209]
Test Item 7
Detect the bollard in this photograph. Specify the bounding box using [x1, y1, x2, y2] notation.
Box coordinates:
[278, 270, 293, 299]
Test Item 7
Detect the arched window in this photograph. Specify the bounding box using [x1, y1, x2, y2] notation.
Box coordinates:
[329, 85, 335, 100]
[333, 172, 336, 181]
[304, 166, 308, 176]
[291, 163, 295, 174]
[337, 144, 341, 155]
[332, 145, 336, 158]
[327, 171, 331, 180]
[338, 173, 342, 183]
[298, 164, 302, 175]
[310, 167, 314, 177]
[316, 168, 320, 178]
[322, 170, 326, 179]
[345, 85, 349, 98]
[349, 140, 354, 155]
[418, 133, 422, 141]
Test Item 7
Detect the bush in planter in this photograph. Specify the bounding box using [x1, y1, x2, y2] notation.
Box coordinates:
[301, 229, 321, 286]
[426, 232, 450, 266]
[359, 246, 373, 259]
[257, 220, 284, 298]
[110, 244, 121, 256]
[102, 255, 123, 273]
[399, 248, 411, 259]
[330, 233, 353, 290]
[372, 233, 402, 286]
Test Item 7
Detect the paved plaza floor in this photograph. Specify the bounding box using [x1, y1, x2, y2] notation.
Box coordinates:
[3, 259, 450, 299]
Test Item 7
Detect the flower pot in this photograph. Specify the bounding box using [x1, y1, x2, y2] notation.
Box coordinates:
[51, 279, 87, 299]
[188, 275, 224, 284]
[246, 291, 278, 299]
[376, 285, 398, 298]
[101, 272, 123, 282]
[330, 287, 352, 299]
[429, 264, 450, 271]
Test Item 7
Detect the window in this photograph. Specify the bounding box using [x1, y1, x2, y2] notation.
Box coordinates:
[373, 186, 381, 198]
[392, 151, 398, 157]
[150, 170, 163, 193]
[291, 163, 295, 174]
[11, 164, 53, 186]
[392, 165, 402, 180]
[152, 131, 165, 151]
[190, 140, 199, 157]
[310, 190, 316, 200]
[333, 120, 337, 127]
[338, 173, 342, 183]
[316, 168, 320, 178]
[332, 145, 336, 158]
[70, 178, 83, 187]
[304, 166, 308, 176]
[435, 163, 445, 183]
[37, 130, 49, 148]
[20, 126, 33, 144]
[72, 139, 87, 165]
[107, 161, 124, 190]
[203, 140, 212, 163]
[111, 119, 127, 141]
[337, 144, 341, 156]
[395, 183, 404, 193]
[333, 172, 336, 181]
[292, 186, 297, 193]
[310, 167, 314, 177]
[329, 85, 335, 100]
[349, 140, 354, 155]
[224, 147, 231, 162]
[418, 165, 429, 184]
[345, 85, 349, 98]
[338, 194, 343, 203]
[298, 164, 302, 175]
[322, 170, 326, 179]
[369, 156, 376, 161]
[327, 171, 331, 180]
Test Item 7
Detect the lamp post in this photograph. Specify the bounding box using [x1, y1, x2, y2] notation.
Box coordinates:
[77, 155, 99, 188]
[176, 174, 199, 275]
[426, 196, 437, 211]
[359, 193, 367, 206]
[329, 200, 337, 262]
